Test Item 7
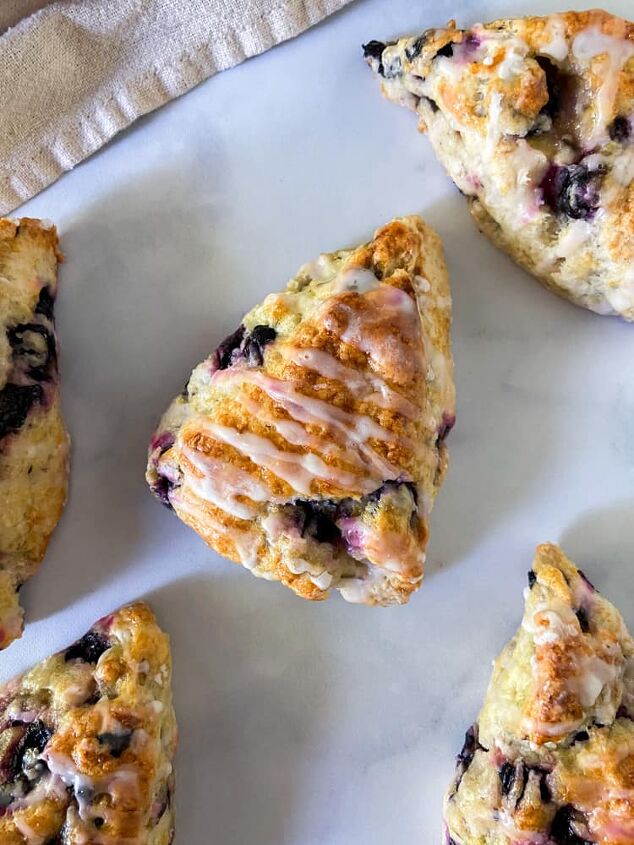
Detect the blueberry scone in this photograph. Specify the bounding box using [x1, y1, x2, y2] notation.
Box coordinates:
[0, 602, 176, 844]
[0, 218, 69, 649]
[365, 11, 634, 319]
[147, 216, 455, 605]
[445, 543, 634, 844]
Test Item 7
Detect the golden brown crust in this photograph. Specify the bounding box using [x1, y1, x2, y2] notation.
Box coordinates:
[367, 10, 634, 319]
[147, 216, 455, 605]
[0, 217, 69, 649]
[0, 602, 176, 845]
[444, 544, 634, 845]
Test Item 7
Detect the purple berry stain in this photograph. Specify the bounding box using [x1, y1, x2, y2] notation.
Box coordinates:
[540, 163, 604, 220]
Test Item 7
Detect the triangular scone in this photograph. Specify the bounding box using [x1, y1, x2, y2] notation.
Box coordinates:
[147, 216, 455, 605]
[0, 218, 69, 649]
[365, 11, 634, 319]
[0, 602, 176, 844]
[444, 544, 634, 844]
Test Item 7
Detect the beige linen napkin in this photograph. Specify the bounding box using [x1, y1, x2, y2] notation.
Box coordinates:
[0, 0, 353, 214]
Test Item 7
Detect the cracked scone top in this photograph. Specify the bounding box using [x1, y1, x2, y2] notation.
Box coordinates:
[0, 218, 69, 649]
[444, 544, 634, 845]
[365, 10, 634, 319]
[0, 602, 176, 845]
[147, 216, 455, 605]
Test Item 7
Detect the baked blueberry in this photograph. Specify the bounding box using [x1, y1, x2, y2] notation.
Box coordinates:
[212, 324, 246, 371]
[362, 41, 387, 76]
[550, 806, 593, 845]
[8, 323, 55, 377]
[242, 325, 277, 366]
[575, 607, 590, 633]
[34, 286, 55, 320]
[97, 730, 132, 758]
[540, 164, 604, 220]
[10, 722, 52, 779]
[609, 115, 630, 142]
[0, 384, 43, 440]
[64, 631, 110, 664]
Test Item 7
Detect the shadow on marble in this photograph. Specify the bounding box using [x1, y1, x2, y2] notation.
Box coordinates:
[22, 156, 240, 623]
[560, 500, 634, 621]
[143, 572, 333, 845]
[422, 192, 602, 577]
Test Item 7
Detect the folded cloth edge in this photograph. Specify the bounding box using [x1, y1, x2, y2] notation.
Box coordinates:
[0, 0, 351, 214]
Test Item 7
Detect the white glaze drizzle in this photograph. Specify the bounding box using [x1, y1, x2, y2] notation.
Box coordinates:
[541, 16, 569, 62]
[322, 284, 421, 381]
[330, 266, 379, 293]
[572, 26, 634, 146]
[182, 445, 269, 519]
[213, 368, 402, 482]
[196, 420, 365, 495]
[497, 37, 529, 80]
[278, 345, 417, 419]
[173, 491, 260, 568]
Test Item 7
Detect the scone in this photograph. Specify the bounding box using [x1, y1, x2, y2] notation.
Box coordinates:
[444, 544, 634, 844]
[365, 11, 634, 319]
[0, 602, 176, 845]
[147, 216, 455, 605]
[0, 218, 69, 649]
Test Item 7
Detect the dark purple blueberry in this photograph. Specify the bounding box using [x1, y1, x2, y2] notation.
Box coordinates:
[609, 116, 630, 142]
[34, 287, 56, 320]
[573, 730, 589, 743]
[150, 431, 175, 456]
[539, 774, 552, 803]
[97, 731, 132, 758]
[451, 725, 482, 795]
[527, 766, 552, 803]
[293, 500, 342, 545]
[457, 725, 479, 770]
[149, 474, 176, 510]
[464, 33, 481, 49]
[617, 705, 633, 720]
[8, 323, 56, 381]
[577, 569, 596, 592]
[64, 631, 110, 664]
[540, 163, 604, 220]
[575, 607, 590, 633]
[242, 325, 277, 367]
[94, 818, 105, 829]
[435, 42, 454, 59]
[363, 40, 387, 75]
[528, 570, 537, 588]
[9, 722, 52, 780]
[550, 805, 594, 845]
[499, 762, 515, 795]
[406, 34, 427, 61]
[0, 384, 43, 441]
[211, 324, 246, 371]
[437, 412, 456, 445]
[367, 479, 418, 507]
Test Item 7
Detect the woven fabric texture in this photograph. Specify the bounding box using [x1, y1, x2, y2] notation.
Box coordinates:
[0, 0, 352, 212]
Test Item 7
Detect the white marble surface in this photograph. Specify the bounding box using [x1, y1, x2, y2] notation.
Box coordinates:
[8, 0, 634, 841]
